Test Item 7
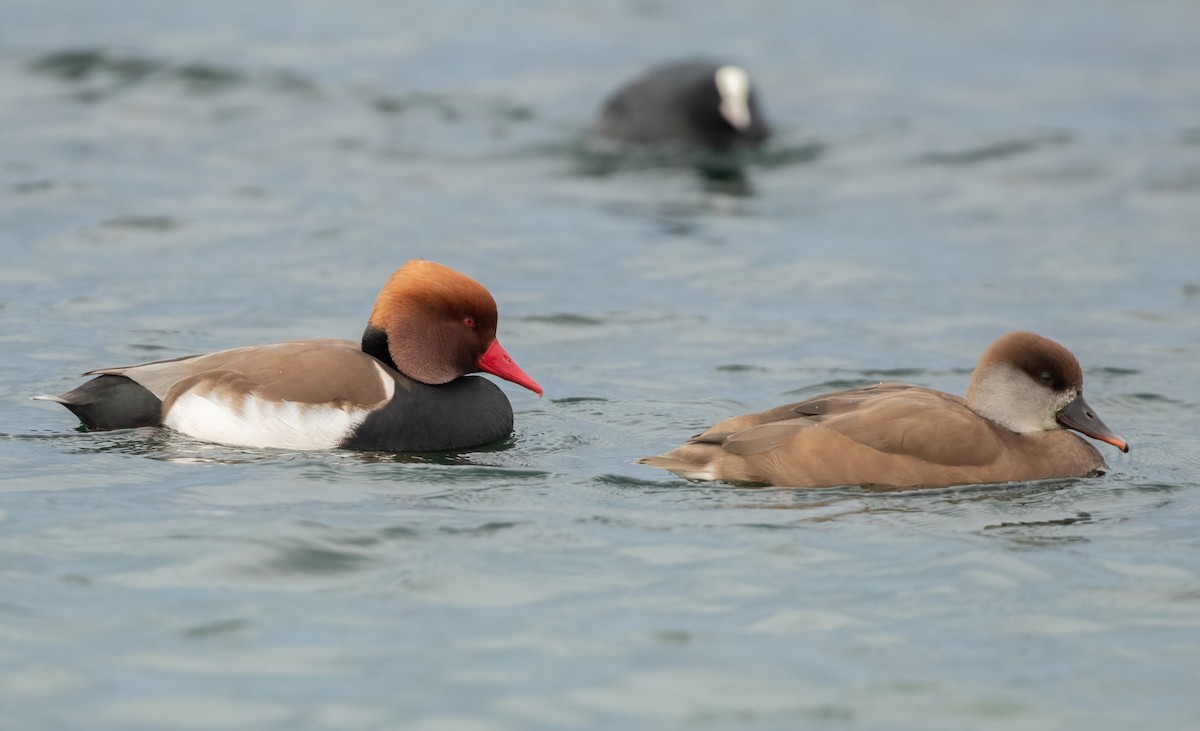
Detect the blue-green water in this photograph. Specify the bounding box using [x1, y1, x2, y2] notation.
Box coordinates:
[3, 1, 1199, 729]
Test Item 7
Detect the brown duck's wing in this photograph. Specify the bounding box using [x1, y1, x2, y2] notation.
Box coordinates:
[689, 383, 922, 445]
[681, 391, 860, 446]
[94, 340, 396, 407]
[711, 387, 988, 459]
[810, 385, 1006, 468]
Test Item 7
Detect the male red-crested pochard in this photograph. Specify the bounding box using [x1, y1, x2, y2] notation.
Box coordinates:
[638, 332, 1129, 489]
[39, 260, 542, 452]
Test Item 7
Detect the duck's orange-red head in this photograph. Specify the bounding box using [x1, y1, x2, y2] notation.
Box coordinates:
[364, 260, 542, 396]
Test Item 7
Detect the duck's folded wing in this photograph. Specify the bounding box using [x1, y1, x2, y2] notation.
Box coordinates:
[95, 340, 394, 407]
[805, 388, 1004, 468]
[688, 383, 919, 446]
[716, 384, 1003, 468]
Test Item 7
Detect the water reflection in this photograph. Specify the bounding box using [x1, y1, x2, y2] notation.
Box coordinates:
[572, 137, 825, 196]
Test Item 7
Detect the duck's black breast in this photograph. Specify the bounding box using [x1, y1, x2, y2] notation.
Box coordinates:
[340, 375, 515, 453]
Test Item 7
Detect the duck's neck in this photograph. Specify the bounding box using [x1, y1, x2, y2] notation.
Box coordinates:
[361, 324, 398, 371]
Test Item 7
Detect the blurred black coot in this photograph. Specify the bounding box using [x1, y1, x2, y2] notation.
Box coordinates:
[597, 60, 771, 150]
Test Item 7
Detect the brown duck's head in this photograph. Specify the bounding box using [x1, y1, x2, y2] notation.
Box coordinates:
[965, 331, 1127, 452]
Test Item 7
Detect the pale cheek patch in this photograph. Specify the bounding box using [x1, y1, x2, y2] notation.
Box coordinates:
[715, 65, 752, 131]
[165, 391, 370, 450]
[971, 364, 1062, 434]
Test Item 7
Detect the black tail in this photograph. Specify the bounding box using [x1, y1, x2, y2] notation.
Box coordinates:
[39, 375, 163, 430]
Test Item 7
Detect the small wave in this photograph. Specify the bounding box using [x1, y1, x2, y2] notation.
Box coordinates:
[10, 180, 56, 194]
[916, 131, 1071, 166]
[247, 539, 377, 577]
[781, 378, 882, 396]
[594, 473, 680, 487]
[857, 367, 928, 379]
[551, 396, 610, 404]
[1103, 392, 1192, 413]
[181, 618, 249, 639]
[1144, 168, 1200, 194]
[779, 368, 973, 397]
[100, 215, 180, 231]
[30, 48, 162, 84]
[983, 511, 1094, 531]
[27, 48, 315, 100]
[522, 313, 606, 326]
[367, 90, 533, 123]
[1093, 366, 1140, 376]
[437, 521, 524, 536]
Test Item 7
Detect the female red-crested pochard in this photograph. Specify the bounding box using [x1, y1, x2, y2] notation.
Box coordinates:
[39, 260, 542, 452]
[639, 332, 1129, 489]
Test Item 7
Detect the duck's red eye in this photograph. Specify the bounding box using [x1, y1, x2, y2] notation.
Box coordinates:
[463, 317, 477, 328]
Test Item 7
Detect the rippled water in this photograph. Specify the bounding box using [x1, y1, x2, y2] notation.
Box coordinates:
[3, 1, 1200, 729]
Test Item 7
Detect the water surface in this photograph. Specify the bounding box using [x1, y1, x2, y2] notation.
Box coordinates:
[2, 1, 1199, 729]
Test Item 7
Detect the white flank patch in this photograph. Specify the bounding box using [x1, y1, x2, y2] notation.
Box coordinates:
[165, 391, 370, 450]
[673, 464, 719, 482]
[373, 361, 396, 400]
[715, 65, 752, 131]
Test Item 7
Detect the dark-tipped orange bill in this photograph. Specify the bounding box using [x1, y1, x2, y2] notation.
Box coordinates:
[1057, 394, 1129, 453]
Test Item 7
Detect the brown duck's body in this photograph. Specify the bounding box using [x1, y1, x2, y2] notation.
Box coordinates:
[639, 332, 1129, 489]
[640, 383, 1107, 488]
